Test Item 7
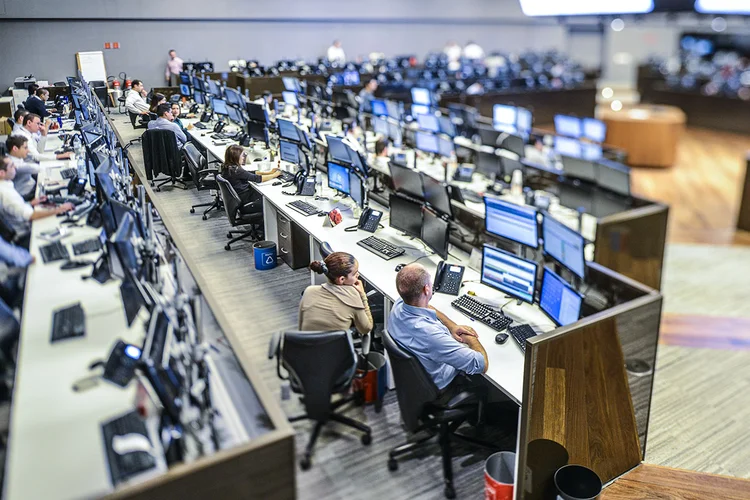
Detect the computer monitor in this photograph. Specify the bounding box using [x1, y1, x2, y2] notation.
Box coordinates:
[389, 193, 423, 238]
[193, 89, 205, 106]
[206, 78, 222, 97]
[282, 91, 299, 107]
[539, 268, 583, 326]
[112, 213, 141, 278]
[279, 139, 301, 165]
[561, 155, 597, 183]
[373, 117, 389, 136]
[476, 150, 501, 178]
[481, 245, 538, 304]
[385, 100, 401, 121]
[516, 108, 533, 134]
[554, 114, 582, 138]
[389, 163, 424, 199]
[247, 121, 269, 145]
[438, 136, 454, 158]
[349, 170, 366, 208]
[411, 104, 430, 117]
[596, 160, 631, 197]
[421, 207, 450, 259]
[484, 197, 539, 248]
[417, 114, 440, 133]
[95, 159, 117, 203]
[542, 216, 585, 279]
[581, 142, 603, 161]
[478, 126, 502, 147]
[227, 105, 245, 126]
[211, 97, 229, 116]
[342, 70, 360, 86]
[179, 84, 191, 97]
[421, 173, 453, 218]
[179, 72, 191, 86]
[327, 162, 350, 194]
[582, 118, 606, 143]
[500, 157, 524, 178]
[438, 115, 456, 137]
[327, 136, 351, 164]
[415, 131, 439, 154]
[277, 119, 300, 142]
[224, 87, 243, 108]
[282, 77, 301, 92]
[555, 136, 582, 158]
[389, 122, 403, 147]
[411, 87, 431, 106]
[371, 99, 388, 116]
[246, 102, 268, 124]
[191, 76, 205, 92]
[493, 105, 517, 129]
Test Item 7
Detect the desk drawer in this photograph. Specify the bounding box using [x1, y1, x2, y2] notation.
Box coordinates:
[276, 214, 309, 270]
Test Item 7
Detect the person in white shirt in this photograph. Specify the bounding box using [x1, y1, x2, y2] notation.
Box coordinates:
[10, 114, 72, 163]
[326, 40, 346, 65]
[5, 136, 41, 201]
[11, 109, 28, 135]
[125, 80, 150, 115]
[252, 91, 275, 119]
[0, 156, 73, 236]
[444, 41, 462, 63]
[165, 49, 184, 85]
[148, 103, 187, 149]
[463, 41, 485, 61]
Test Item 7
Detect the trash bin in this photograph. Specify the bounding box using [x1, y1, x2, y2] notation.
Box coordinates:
[353, 351, 387, 411]
[253, 241, 277, 270]
[485, 451, 515, 500]
[554, 464, 602, 500]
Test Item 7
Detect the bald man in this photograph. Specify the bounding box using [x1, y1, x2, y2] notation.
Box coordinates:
[387, 264, 488, 397]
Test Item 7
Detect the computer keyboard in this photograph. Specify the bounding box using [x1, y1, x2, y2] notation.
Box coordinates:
[287, 200, 320, 216]
[460, 189, 484, 204]
[39, 241, 70, 263]
[51, 303, 85, 342]
[72, 237, 103, 256]
[102, 410, 157, 486]
[194, 122, 208, 129]
[60, 167, 77, 180]
[210, 133, 228, 140]
[356, 236, 405, 260]
[451, 294, 513, 332]
[508, 324, 537, 353]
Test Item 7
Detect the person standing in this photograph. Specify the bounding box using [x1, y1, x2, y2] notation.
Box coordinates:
[463, 41, 485, 61]
[165, 49, 184, 86]
[327, 40, 346, 65]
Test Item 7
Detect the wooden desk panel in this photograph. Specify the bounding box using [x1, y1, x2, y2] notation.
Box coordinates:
[737, 154, 750, 232]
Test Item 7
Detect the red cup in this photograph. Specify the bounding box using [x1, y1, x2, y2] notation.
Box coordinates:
[485, 451, 515, 500]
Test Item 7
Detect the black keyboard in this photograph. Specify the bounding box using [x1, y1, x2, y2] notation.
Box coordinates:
[287, 200, 320, 216]
[451, 294, 513, 332]
[51, 303, 85, 342]
[356, 236, 405, 260]
[461, 189, 484, 204]
[39, 241, 70, 263]
[508, 324, 537, 353]
[194, 122, 208, 129]
[60, 167, 77, 179]
[72, 237, 103, 256]
[210, 133, 228, 140]
[102, 411, 157, 486]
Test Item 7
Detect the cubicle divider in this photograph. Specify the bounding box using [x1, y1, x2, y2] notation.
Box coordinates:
[240, 74, 328, 97]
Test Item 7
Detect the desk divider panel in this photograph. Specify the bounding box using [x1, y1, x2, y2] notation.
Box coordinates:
[737, 154, 750, 232]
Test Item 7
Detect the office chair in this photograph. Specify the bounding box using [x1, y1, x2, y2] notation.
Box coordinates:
[215, 174, 262, 250]
[382, 329, 494, 499]
[268, 330, 372, 470]
[141, 129, 187, 191]
[184, 143, 222, 219]
[128, 110, 148, 130]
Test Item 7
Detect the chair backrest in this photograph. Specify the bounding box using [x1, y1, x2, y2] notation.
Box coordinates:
[281, 330, 357, 421]
[215, 173, 242, 226]
[128, 110, 138, 127]
[183, 143, 206, 186]
[0, 212, 17, 244]
[319, 241, 334, 258]
[381, 328, 441, 433]
[141, 128, 181, 181]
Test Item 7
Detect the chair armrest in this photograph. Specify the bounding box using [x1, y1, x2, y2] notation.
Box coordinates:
[267, 332, 281, 360]
[197, 168, 219, 180]
[443, 390, 478, 410]
[239, 200, 262, 215]
[207, 159, 222, 166]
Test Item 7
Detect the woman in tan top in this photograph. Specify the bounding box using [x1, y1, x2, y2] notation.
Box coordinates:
[299, 252, 373, 335]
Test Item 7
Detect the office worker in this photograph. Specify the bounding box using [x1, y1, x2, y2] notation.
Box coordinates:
[171, 103, 185, 130]
[148, 104, 187, 149]
[387, 264, 488, 396]
[444, 41, 462, 65]
[149, 93, 166, 114]
[358, 79, 378, 113]
[165, 49, 184, 85]
[24, 88, 55, 120]
[5, 136, 41, 201]
[462, 40, 485, 61]
[11, 114, 72, 163]
[11, 109, 28, 135]
[299, 252, 373, 335]
[125, 80, 150, 115]
[326, 40, 346, 65]
[221, 145, 281, 205]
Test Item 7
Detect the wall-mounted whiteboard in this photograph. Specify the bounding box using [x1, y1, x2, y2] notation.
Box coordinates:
[76, 51, 107, 83]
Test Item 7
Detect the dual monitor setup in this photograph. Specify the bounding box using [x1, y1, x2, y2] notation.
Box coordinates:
[554, 114, 607, 162]
[492, 104, 533, 137]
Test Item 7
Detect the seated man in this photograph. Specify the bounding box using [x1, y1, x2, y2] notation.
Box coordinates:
[387, 264, 488, 397]
[125, 80, 150, 116]
[5, 136, 41, 201]
[11, 109, 29, 135]
[24, 88, 56, 120]
[358, 79, 378, 114]
[11, 113, 72, 163]
[148, 103, 187, 149]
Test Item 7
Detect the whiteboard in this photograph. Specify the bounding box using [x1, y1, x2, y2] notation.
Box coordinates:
[76, 51, 107, 83]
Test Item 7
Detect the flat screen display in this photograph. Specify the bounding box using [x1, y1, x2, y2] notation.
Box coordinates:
[327, 162, 350, 194]
[543, 216, 586, 279]
[484, 197, 539, 248]
[540, 268, 583, 326]
[481, 245, 538, 304]
[421, 207, 449, 259]
[389, 193, 423, 238]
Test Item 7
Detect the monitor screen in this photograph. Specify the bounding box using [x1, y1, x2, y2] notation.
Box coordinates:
[389, 122, 403, 147]
[282, 91, 299, 107]
[543, 216, 586, 279]
[206, 79, 222, 97]
[227, 105, 245, 125]
[520, 0, 654, 16]
[581, 142, 603, 161]
[516, 108, 533, 134]
[282, 77, 301, 92]
[582, 118, 606, 143]
[421, 173, 453, 218]
[277, 119, 300, 142]
[500, 157, 524, 178]
[555, 136, 582, 158]
[438, 136, 454, 158]
[421, 207, 450, 259]
[349, 170, 366, 208]
[327, 162, 350, 194]
[478, 126, 501, 147]
[597, 161, 631, 197]
[539, 268, 583, 326]
[415, 131, 439, 154]
[481, 245, 538, 304]
[389, 193, 423, 238]
[192, 76, 205, 92]
[193, 90, 205, 106]
[246, 102, 268, 124]
[326, 136, 350, 164]
[695, 0, 750, 14]
[417, 114, 440, 133]
[493, 105, 517, 127]
[411, 87, 431, 106]
[484, 197, 539, 248]
[476, 151, 501, 178]
[389, 163, 424, 199]
[212, 97, 229, 116]
[371, 99, 388, 116]
[224, 87, 243, 108]
[411, 104, 430, 117]
[561, 155, 597, 182]
[247, 121, 268, 144]
[386, 100, 401, 121]
[279, 139, 300, 165]
[343, 71, 360, 86]
[554, 115, 582, 138]
[179, 84, 191, 97]
[373, 117, 389, 136]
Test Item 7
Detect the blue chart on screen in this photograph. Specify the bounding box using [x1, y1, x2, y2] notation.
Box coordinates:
[212, 98, 228, 116]
[540, 268, 582, 326]
[542, 216, 585, 278]
[485, 197, 539, 248]
[328, 162, 350, 194]
[280, 140, 300, 165]
[481, 246, 538, 303]
[416, 132, 439, 154]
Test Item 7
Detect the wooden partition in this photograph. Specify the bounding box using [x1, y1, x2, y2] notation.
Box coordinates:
[515, 263, 662, 500]
[737, 154, 750, 233]
[241, 74, 327, 98]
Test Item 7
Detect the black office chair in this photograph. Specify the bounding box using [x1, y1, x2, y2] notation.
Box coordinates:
[128, 110, 148, 130]
[184, 143, 222, 219]
[268, 330, 372, 470]
[141, 129, 186, 191]
[215, 174, 262, 250]
[383, 329, 493, 499]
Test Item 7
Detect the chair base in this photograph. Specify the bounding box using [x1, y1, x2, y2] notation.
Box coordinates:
[190, 195, 222, 220]
[224, 226, 260, 250]
[151, 176, 187, 192]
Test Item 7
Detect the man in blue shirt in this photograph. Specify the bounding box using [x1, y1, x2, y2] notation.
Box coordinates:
[387, 264, 488, 393]
[148, 103, 187, 149]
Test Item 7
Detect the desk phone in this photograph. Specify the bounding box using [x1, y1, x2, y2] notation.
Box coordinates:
[433, 261, 464, 296]
[357, 207, 383, 233]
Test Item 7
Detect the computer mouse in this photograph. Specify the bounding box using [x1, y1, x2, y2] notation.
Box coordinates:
[253, 158, 262, 162]
[317, 211, 328, 217]
[495, 333, 509, 344]
[111, 433, 153, 455]
[272, 181, 282, 186]
[395, 264, 406, 272]
[61, 260, 93, 270]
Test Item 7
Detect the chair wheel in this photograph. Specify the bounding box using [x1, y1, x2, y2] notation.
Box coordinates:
[224, 244, 231, 251]
[299, 456, 311, 470]
[190, 208, 195, 214]
[202, 215, 207, 220]
[361, 433, 372, 446]
[227, 233, 232, 239]
[387, 458, 398, 471]
[156, 187, 161, 192]
[444, 485, 456, 499]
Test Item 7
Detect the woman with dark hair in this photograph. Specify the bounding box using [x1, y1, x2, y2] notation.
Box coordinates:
[299, 252, 373, 335]
[149, 93, 166, 114]
[221, 144, 281, 204]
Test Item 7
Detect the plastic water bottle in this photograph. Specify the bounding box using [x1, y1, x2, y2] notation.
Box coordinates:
[76, 154, 86, 179]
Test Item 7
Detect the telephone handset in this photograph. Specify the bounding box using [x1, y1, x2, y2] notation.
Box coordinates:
[213, 121, 226, 133]
[295, 172, 316, 196]
[357, 207, 382, 233]
[433, 261, 464, 296]
[200, 110, 212, 123]
[67, 176, 87, 197]
[237, 133, 250, 147]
